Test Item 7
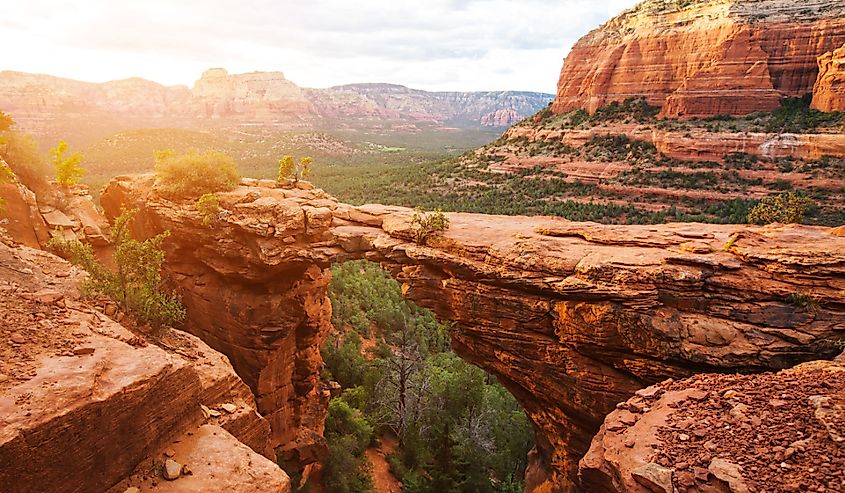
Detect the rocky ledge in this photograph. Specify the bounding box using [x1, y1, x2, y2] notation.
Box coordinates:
[0, 235, 290, 492]
[102, 175, 845, 492]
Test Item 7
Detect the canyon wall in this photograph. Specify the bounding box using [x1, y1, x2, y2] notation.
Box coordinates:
[552, 0, 845, 117]
[102, 175, 845, 492]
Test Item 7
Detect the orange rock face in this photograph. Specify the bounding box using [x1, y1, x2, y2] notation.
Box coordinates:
[552, 0, 845, 117]
[812, 43, 845, 112]
[103, 176, 845, 492]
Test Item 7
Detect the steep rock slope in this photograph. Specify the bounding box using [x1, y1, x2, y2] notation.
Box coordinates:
[102, 175, 845, 492]
[0, 236, 289, 492]
[552, 0, 845, 117]
[812, 43, 845, 112]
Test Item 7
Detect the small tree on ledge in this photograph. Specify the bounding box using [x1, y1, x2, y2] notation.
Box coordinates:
[277, 155, 313, 185]
[411, 207, 450, 245]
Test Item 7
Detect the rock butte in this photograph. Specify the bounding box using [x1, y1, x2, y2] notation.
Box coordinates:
[100, 175, 845, 492]
[551, 0, 845, 117]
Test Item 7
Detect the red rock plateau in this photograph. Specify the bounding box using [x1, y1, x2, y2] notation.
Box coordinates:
[551, 0, 845, 118]
[0, 233, 290, 492]
[101, 175, 845, 492]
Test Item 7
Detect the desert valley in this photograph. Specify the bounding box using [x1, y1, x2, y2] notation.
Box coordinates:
[1, 1, 844, 493]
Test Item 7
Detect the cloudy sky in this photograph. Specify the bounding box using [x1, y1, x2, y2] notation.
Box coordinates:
[3, 0, 639, 93]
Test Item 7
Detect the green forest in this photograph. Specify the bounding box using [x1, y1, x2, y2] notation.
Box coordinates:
[318, 260, 534, 493]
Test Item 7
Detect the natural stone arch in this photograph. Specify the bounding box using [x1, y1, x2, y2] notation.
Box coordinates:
[102, 175, 845, 492]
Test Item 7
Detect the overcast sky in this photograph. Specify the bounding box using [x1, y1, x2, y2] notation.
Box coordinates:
[3, 0, 639, 93]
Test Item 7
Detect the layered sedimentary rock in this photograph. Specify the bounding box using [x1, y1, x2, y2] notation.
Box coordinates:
[812, 43, 845, 112]
[102, 175, 845, 492]
[552, 0, 845, 117]
[0, 237, 286, 492]
[581, 356, 845, 492]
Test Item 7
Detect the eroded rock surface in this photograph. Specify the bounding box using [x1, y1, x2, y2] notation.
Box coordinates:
[0, 236, 284, 492]
[581, 358, 845, 492]
[812, 43, 845, 112]
[551, 0, 845, 117]
[103, 175, 845, 492]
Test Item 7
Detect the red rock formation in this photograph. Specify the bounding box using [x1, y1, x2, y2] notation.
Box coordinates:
[0, 238, 286, 492]
[552, 0, 845, 117]
[0, 163, 109, 250]
[581, 357, 845, 492]
[812, 43, 845, 112]
[102, 175, 845, 492]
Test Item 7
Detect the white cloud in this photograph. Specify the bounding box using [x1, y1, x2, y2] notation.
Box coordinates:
[2, 0, 639, 92]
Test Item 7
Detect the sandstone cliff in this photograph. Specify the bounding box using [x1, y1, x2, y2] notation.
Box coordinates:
[0, 235, 289, 492]
[812, 43, 845, 112]
[102, 175, 845, 492]
[552, 0, 845, 117]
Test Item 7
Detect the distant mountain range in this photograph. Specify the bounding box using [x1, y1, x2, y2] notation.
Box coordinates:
[0, 68, 553, 145]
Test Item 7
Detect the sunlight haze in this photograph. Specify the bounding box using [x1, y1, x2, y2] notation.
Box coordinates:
[4, 0, 639, 91]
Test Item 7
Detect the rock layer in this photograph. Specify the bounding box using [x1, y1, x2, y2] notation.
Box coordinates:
[552, 0, 845, 117]
[102, 175, 845, 492]
[812, 43, 845, 112]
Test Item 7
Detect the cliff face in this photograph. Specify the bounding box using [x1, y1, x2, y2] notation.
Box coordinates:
[812, 43, 845, 112]
[0, 237, 288, 492]
[102, 175, 845, 492]
[552, 0, 845, 117]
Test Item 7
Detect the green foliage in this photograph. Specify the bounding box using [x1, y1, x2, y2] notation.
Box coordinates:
[785, 292, 821, 312]
[322, 398, 374, 493]
[277, 154, 313, 184]
[411, 207, 450, 244]
[48, 208, 185, 327]
[154, 149, 240, 199]
[322, 332, 370, 389]
[50, 140, 85, 187]
[747, 192, 816, 225]
[764, 94, 845, 134]
[195, 193, 220, 226]
[322, 260, 533, 493]
[329, 260, 408, 335]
